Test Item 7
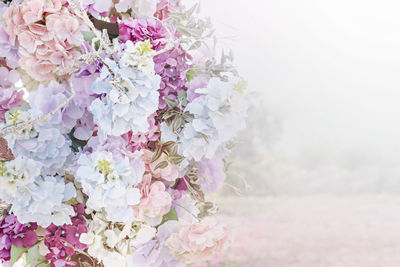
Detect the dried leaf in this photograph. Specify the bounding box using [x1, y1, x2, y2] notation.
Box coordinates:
[170, 155, 185, 165]
[164, 97, 178, 109]
[162, 141, 175, 151]
[150, 146, 162, 163]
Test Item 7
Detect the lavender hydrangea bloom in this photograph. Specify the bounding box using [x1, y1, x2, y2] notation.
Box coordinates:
[0, 28, 19, 69]
[29, 81, 84, 134]
[89, 58, 160, 138]
[11, 127, 72, 175]
[129, 221, 181, 267]
[0, 176, 76, 227]
[197, 156, 226, 193]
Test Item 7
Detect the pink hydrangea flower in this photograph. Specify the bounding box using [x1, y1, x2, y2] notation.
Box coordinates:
[3, 0, 85, 82]
[137, 181, 172, 223]
[143, 150, 179, 182]
[46, 11, 85, 46]
[119, 18, 169, 51]
[21, 0, 45, 24]
[166, 217, 229, 264]
[122, 116, 160, 152]
[154, 0, 183, 20]
[2, 4, 26, 46]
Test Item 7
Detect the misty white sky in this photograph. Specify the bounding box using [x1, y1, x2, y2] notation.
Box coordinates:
[191, 0, 400, 193]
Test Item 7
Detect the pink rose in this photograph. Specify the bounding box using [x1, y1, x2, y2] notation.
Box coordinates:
[137, 182, 172, 224]
[166, 217, 229, 264]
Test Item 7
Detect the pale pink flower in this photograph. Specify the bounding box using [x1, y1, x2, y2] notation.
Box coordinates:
[19, 55, 56, 81]
[137, 181, 172, 223]
[46, 12, 84, 46]
[21, 0, 44, 24]
[166, 217, 229, 264]
[0, 67, 19, 88]
[2, 4, 25, 46]
[18, 30, 42, 53]
[143, 150, 179, 182]
[43, 0, 64, 13]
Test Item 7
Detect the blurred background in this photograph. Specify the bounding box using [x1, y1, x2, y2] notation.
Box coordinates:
[190, 0, 400, 266]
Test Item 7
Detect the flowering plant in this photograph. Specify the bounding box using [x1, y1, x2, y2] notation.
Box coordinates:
[0, 0, 247, 266]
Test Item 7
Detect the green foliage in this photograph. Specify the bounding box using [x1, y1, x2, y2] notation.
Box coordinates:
[24, 243, 50, 267]
[10, 245, 28, 265]
[68, 129, 87, 152]
[159, 208, 178, 226]
[185, 68, 196, 82]
[82, 31, 96, 44]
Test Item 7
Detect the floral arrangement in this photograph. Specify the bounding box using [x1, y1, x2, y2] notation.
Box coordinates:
[0, 0, 247, 266]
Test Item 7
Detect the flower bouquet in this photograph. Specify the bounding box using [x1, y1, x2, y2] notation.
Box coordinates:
[0, 0, 247, 266]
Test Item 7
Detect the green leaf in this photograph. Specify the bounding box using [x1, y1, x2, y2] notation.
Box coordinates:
[185, 69, 196, 82]
[10, 245, 28, 264]
[177, 90, 188, 107]
[82, 31, 96, 43]
[68, 128, 88, 152]
[164, 97, 178, 109]
[25, 242, 49, 267]
[159, 208, 178, 226]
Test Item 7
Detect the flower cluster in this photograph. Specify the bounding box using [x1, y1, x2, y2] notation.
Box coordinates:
[2, 0, 86, 81]
[0, 0, 247, 266]
[44, 204, 88, 267]
[0, 214, 38, 261]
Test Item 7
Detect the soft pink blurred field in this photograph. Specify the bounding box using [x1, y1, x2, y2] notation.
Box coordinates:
[217, 195, 400, 267]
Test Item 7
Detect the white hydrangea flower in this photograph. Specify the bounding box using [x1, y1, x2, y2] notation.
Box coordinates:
[121, 40, 156, 76]
[80, 212, 156, 267]
[161, 78, 247, 161]
[4, 108, 38, 139]
[0, 175, 76, 227]
[115, 0, 157, 17]
[76, 150, 142, 223]
[89, 58, 160, 138]
[0, 155, 41, 197]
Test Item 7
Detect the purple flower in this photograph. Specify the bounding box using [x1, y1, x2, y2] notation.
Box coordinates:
[0, 214, 38, 262]
[0, 71, 25, 122]
[119, 18, 169, 51]
[197, 156, 227, 193]
[0, 27, 19, 69]
[154, 45, 192, 109]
